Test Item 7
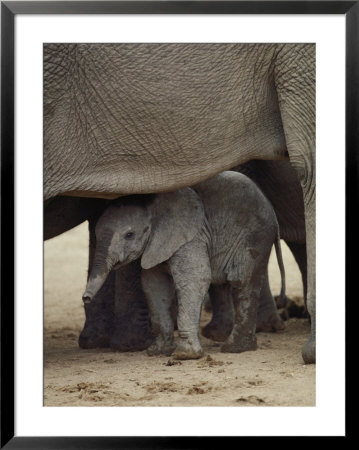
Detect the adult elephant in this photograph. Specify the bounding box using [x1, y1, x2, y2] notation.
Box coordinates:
[44, 43, 315, 363]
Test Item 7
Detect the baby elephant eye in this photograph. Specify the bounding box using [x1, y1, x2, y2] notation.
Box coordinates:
[125, 231, 135, 240]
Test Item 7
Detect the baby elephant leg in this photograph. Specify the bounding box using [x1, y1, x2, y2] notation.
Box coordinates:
[221, 274, 264, 354]
[141, 266, 176, 356]
[169, 240, 211, 360]
[202, 284, 234, 341]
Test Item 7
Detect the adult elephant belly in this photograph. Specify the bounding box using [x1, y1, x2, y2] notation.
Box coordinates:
[44, 43, 287, 200]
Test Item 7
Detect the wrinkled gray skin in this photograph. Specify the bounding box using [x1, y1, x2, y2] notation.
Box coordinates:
[44, 159, 303, 351]
[44, 43, 315, 363]
[205, 160, 307, 341]
[82, 172, 285, 360]
[44, 196, 153, 351]
[44, 161, 306, 353]
[234, 160, 307, 315]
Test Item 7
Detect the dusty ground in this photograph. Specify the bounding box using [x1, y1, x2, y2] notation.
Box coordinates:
[44, 223, 315, 407]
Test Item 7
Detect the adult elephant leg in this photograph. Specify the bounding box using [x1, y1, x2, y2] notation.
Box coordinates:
[275, 44, 316, 363]
[79, 218, 114, 349]
[299, 202, 315, 363]
[79, 275, 115, 348]
[79, 217, 152, 351]
[256, 269, 285, 332]
[286, 241, 308, 304]
[201, 284, 234, 341]
[110, 260, 153, 352]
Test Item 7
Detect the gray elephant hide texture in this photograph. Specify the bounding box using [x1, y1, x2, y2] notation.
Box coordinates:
[83, 171, 285, 360]
[45, 43, 315, 364]
[44, 43, 314, 201]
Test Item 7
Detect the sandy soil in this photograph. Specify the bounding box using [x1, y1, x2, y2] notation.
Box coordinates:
[44, 223, 315, 407]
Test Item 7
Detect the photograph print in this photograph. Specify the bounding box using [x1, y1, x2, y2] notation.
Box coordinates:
[43, 43, 315, 407]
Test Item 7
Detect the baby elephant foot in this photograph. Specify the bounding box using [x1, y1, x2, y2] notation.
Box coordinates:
[172, 334, 203, 360]
[221, 332, 257, 354]
[201, 321, 232, 342]
[147, 337, 176, 357]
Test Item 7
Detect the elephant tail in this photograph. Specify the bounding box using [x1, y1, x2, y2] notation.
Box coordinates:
[274, 229, 286, 307]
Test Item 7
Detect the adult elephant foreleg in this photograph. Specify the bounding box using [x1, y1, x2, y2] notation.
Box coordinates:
[256, 270, 285, 332]
[280, 141, 315, 366]
[110, 260, 153, 352]
[299, 200, 315, 363]
[275, 43, 316, 363]
[286, 241, 307, 304]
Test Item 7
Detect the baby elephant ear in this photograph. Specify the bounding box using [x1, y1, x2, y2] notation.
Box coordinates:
[141, 188, 205, 270]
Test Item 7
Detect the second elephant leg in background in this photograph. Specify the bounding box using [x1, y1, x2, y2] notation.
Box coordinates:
[286, 241, 307, 304]
[79, 217, 153, 351]
[256, 269, 285, 332]
[111, 260, 153, 351]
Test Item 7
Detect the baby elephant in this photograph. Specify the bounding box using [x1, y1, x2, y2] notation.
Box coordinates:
[82, 171, 285, 360]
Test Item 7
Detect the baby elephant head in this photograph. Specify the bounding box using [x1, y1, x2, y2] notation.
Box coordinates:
[82, 189, 204, 304]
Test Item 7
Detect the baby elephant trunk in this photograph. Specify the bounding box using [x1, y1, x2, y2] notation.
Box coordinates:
[82, 255, 113, 305]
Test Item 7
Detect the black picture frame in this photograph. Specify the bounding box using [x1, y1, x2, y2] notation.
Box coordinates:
[1, 1, 354, 447]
